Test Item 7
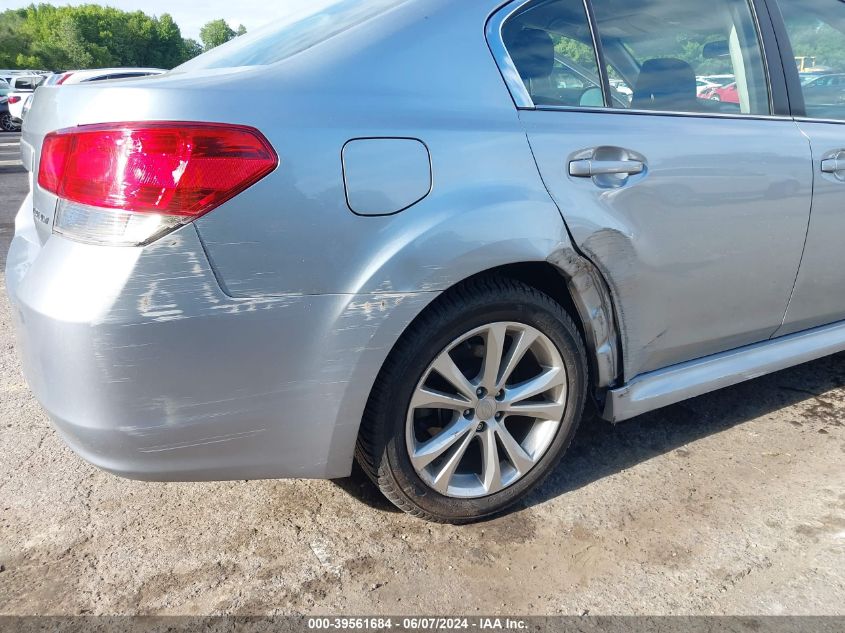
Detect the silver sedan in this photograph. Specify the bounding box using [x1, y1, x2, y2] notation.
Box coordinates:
[7, 0, 845, 522]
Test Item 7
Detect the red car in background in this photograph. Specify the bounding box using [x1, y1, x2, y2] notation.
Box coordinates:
[700, 81, 739, 103]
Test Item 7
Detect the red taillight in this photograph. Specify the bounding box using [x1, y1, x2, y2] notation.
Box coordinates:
[56, 72, 73, 85]
[8, 96, 21, 104]
[38, 122, 278, 217]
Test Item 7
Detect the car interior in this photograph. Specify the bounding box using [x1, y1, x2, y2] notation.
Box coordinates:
[502, 0, 770, 116]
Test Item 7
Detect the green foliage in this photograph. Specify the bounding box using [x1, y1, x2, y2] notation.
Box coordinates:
[0, 9, 32, 68]
[0, 3, 218, 70]
[787, 20, 845, 72]
[199, 19, 236, 51]
[181, 38, 204, 61]
[553, 36, 598, 71]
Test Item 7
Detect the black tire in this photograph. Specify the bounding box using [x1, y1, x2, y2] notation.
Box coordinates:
[0, 112, 15, 132]
[355, 276, 588, 523]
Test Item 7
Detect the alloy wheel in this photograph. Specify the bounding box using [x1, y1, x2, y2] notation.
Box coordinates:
[405, 322, 568, 499]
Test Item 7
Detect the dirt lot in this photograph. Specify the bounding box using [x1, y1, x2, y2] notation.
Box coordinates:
[0, 131, 843, 615]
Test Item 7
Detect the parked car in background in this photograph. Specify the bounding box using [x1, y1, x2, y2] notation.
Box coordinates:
[696, 78, 722, 96]
[41, 72, 70, 87]
[46, 68, 165, 85]
[700, 81, 739, 104]
[8, 0, 845, 524]
[6, 74, 45, 126]
[802, 73, 845, 106]
[0, 70, 49, 85]
[698, 73, 735, 87]
[0, 78, 15, 131]
[20, 93, 34, 122]
[801, 71, 830, 85]
[609, 78, 633, 100]
[13, 69, 167, 127]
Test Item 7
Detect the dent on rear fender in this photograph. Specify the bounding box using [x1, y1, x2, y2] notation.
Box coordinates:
[547, 245, 622, 390]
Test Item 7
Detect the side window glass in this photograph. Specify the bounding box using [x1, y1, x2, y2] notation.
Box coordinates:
[590, 0, 770, 115]
[502, 0, 604, 108]
[781, 2, 845, 121]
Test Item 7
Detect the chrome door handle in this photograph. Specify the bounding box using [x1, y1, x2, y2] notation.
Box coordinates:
[821, 157, 843, 174]
[569, 159, 645, 178]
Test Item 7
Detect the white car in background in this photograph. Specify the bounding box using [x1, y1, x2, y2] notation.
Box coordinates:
[6, 75, 45, 125]
[46, 67, 166, 86]
[0, 78, 13, 131]
[15, 68, 167, 127]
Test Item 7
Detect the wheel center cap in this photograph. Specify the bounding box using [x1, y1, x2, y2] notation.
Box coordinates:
[476, 397, 497, 421]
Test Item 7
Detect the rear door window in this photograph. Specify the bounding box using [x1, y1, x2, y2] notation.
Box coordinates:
[780, 1, 845, 121]
[502, 0, 771, 116]
[590, 0, 770, 115]
[13, 78, 38, 91]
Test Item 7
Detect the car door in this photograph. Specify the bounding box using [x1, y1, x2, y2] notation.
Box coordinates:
[773, 0, 845, 335]
[494, 0, 813, 380]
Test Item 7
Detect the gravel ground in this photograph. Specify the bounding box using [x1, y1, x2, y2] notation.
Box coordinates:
[0, 130, 843, 615]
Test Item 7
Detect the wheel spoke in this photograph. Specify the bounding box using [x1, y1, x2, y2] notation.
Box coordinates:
[496, 328, 539, 391]
[410, 386, 472, 411]
[430, 352, 476, 401]
[478, 426, 503, 494]
[503, 400, 566, 422]
[479, 323, 508, 391]
[430, 428, 477, 494]
[406, 320, 569, 499]
[503, 366, 566, 405]
[495, 421, 535, 475]
[411, 416, 475, 470]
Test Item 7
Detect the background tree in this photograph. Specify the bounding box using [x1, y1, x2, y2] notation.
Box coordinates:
[0, 9, 30, 68]
[199, 19, 236, 51]
[0, 4, 220, 70]
[181, 38, 204, 61]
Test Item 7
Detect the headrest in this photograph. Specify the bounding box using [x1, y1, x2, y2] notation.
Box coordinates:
[632, 58, 698, 111]
[506, 28, 555, 81]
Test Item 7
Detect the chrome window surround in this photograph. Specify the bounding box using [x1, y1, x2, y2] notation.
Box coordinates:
[486, 0, 536, 108]
[485, 0, 781, 120]
[796, 117, 845, 126]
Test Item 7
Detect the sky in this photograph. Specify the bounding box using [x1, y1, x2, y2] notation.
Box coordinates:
[0, 0, 293, 39]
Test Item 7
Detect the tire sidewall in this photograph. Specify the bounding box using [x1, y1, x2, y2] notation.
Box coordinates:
[379, 289, 587, 521]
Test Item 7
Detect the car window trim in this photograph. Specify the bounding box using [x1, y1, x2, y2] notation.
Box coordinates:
[754, 0, 801, 116]
[581, 0, 613, 108]
[486, 0, 543, 108]
[486, 0, 787, 120]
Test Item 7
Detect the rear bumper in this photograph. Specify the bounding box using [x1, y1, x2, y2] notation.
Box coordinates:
[5, 199, 434, 480]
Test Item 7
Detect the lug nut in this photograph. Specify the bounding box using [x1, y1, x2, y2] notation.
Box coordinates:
[464, 409, 474, 419]
[495, 390, 505, 401]
[495, 412, 504, 421]
[476, 387, 486, 398]
[476, 421, 486, 432]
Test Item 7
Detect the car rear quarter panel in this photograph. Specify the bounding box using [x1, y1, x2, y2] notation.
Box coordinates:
[6, 204, 438, 480]
[21, 1, 572, 298]
[10, 0, 597, 480]
[187, 0, 569, 298]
